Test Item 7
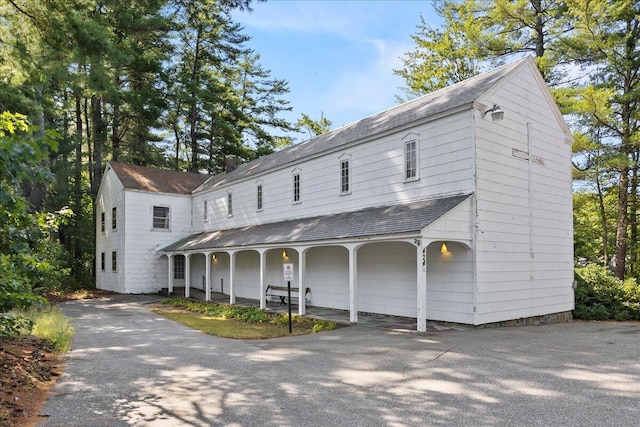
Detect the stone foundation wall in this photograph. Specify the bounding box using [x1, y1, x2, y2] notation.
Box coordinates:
[477, 311, 573, 328]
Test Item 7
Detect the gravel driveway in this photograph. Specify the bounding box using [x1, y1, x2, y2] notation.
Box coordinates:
[39, 295, 640, 426]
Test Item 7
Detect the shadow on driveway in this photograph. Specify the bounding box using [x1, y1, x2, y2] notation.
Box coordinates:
[39, 295, 640, 426]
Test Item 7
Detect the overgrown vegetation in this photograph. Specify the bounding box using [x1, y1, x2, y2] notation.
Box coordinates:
[574, 264, 640, 321]
[159, 298, 337, 338]
[0, 112, 73, 338]
[16, 306, 74, 352]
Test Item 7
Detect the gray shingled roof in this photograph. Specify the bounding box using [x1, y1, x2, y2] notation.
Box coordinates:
[160, 194, 470, 252]
[195, 58, 526, 193]
[109, 161, 210, 195]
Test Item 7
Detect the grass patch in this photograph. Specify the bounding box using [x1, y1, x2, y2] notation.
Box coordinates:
[13, 305, 74, 351]
[155, 298, 337, 339]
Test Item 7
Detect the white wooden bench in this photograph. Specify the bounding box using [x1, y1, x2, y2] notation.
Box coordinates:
[265, 285, 310, 305]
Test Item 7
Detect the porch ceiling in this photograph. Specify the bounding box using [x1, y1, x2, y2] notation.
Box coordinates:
[160, 194, 471, 253]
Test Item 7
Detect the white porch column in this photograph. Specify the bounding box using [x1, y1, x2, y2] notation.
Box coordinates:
[204, 251, 212, 301]
[167, 254, 174, 294]
[259, 249, 267, 309]
[229, 251, 236, 305]
[184, 253, 191, 298]
[298, 247, 307, 316]
[417, 242, 428, 332]
[347, 244, 358, 323]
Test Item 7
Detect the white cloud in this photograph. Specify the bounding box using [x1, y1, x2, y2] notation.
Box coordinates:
[323, 38, 412, 126]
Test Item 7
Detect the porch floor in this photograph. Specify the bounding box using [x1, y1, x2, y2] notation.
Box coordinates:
[162, 287, 470, 334]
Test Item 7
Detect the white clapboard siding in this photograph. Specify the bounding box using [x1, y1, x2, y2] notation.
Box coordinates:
[95, 167, 126, 293]
[357, 242, 417, 318]
[191, 111, 475, 233]
[473, 62, 573, 324]
[425, 241, 474, 324]
[121, 191, 193, 294]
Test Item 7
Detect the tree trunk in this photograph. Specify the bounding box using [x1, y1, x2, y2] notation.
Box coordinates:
[91, 95, 105, 197]
[614, 165, 629, 279]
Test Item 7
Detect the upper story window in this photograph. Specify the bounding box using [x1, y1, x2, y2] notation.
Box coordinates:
[404, 138, 419, 181]
[257, 184, 263, 211]
[152, 206, 170, 229]
[101, 252, 105, 271]
[111, 207, 117, 230]
[293, 173, 300, 203]
[227, 192, 233, 217]
[111, 251, 117, 272]
[203, 200, 208, 222]
[101, 211, 105, 233]
[340, 156, 351, 194]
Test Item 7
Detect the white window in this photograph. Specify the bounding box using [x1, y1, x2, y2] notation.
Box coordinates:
[257, 184, 263, 211]
[174, 255, 185, 280]
[203, 200, 208, 222]
[405, 139, 418, 180]
[340, 159, 350, 194]
[152, 206, 170, 229]
[227, 192, 233, 216]
[111, 207, 117, 230]
[111, 251, 117, 272]
[293, 173, 300, 203]
[101, 211, 105, 233]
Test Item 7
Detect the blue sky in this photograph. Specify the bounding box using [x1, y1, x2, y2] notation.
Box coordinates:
[233, 1, 440, 141]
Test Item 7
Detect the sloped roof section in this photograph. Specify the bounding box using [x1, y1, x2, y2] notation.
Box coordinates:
[160, 194, 471, 252]
[109, 161, 210, 195]
[195, 58, 527, 193]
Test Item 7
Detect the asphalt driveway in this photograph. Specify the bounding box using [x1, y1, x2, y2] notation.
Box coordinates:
[39, 295, 639, 426]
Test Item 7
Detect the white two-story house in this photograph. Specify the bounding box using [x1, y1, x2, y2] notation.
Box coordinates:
[95, 57, 575, 332]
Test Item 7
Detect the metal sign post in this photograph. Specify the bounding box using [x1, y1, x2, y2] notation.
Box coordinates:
[283, 263, 294, 333]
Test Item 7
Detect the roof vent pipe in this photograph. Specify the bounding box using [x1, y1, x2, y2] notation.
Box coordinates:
[225, 157, 237, 172]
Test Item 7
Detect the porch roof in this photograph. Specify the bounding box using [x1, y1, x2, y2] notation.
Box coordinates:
[159, 194, 471, 253]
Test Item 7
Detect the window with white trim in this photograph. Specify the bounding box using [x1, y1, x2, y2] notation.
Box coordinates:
[152, 206, 170, 229]
[405, 139, 418, 180]
[293, 173, 300, 203]
[340, 159, 350, 194]
[203, 200, 208, 222]
[111, 251, 117, 272]
[174, 255, 185, 280]
[257, 184, 263, 211]
[112, 207, 117, 230]
[227, 192, 233, 216]
[101, 252, 105, 271]
[101, 211, 105, 233]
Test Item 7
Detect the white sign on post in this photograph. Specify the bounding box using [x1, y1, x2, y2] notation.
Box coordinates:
[283, 263, 294, 281]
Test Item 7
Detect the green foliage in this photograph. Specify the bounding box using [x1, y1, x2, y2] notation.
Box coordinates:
[574, 265, 640, 320]
[0, 313, 34, 339]
[161, 298, 336, 332]
[0, 112, 71, 338]
[295, 112, 332, 139]
[18, 305, 74, 352]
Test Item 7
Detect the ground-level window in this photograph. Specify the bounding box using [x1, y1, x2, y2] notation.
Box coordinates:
[101, 211, 105, 233]
[257, 184, 263, 211]
[111, 251, 117, 272]
[227, 192, 233, 216]
[405, 139, 417, 180]
[112, 206, 117, 230]
[293, 173, 300, 203]
[101, 252, 105, 271]
[174, 255, 185, 280]
[153, 206, 170, 229]
[340, 159, 350, 194]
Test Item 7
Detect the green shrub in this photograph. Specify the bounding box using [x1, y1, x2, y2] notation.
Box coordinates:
[574, 264, 640, 320]
[161, 298, 336, 331]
